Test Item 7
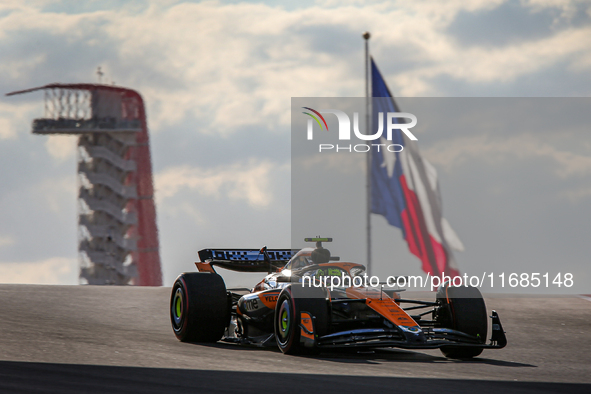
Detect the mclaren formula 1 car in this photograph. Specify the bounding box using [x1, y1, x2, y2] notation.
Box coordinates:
[170, 238, 507, 358]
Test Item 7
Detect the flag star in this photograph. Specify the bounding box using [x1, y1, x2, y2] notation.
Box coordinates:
[380, 136, 396, 178]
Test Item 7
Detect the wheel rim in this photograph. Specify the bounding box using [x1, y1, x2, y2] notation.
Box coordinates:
[172, 287, 183, 329]
[277, 299, 291, 345]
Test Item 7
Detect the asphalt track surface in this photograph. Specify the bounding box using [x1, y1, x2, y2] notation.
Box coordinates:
[0, 285, 590, 393]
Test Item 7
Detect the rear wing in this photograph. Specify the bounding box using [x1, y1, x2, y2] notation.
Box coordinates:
[197, 249, 295, 273]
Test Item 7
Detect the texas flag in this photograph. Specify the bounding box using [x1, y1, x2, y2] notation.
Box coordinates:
[370, 58, 464, 277]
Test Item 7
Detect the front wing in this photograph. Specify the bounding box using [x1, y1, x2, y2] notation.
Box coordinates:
[306, 311, 507, 350]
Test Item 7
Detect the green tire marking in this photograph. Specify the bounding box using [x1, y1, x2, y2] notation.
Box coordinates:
[175, 295, 182, 318]
[282, 310, 288, 331]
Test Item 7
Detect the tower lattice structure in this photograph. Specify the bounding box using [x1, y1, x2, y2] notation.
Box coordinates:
[8, 84, 163, 286]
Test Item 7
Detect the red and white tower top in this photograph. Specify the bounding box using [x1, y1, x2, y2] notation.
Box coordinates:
[8, 83, 163, 286]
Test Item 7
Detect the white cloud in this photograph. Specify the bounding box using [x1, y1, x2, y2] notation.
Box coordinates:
[559, 186, 591, 202]
[155, 159, 287, 208]
[3, 0, 587, 137]
[0, 53, 46, 80]
[161, 200, 207, 224]
[0, 0, 590, 287]
[35, 176, 78, 213]
[0, 256, 77, 284]
[0, 102, 39, 140]
[45, 135, 78, 161]
[524, 0, 583, 20]
[423, 134, 591, 178]
[294, 151, 363, 175]
[0, 235, 16, 247]
[0, 117, 15, 140]
[397, 27, 591, 91]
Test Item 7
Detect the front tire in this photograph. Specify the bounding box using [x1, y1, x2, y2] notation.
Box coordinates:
[274, 284, 329, 355]
[170, 272, 229, 342]
[435, 284, 487, 359]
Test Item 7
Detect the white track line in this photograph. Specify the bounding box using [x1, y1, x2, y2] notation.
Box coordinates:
[578, 295, 591, 302]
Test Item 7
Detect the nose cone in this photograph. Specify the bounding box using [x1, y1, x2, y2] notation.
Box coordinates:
[398, 325, 426, 343]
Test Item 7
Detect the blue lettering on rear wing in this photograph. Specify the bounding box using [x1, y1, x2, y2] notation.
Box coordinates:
[198, 249, 296, 273]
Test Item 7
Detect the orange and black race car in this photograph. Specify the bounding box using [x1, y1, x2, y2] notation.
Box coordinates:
[170, 238, 506, 358]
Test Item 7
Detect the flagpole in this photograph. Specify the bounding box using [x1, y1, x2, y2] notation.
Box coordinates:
[363, 31, 372, 276]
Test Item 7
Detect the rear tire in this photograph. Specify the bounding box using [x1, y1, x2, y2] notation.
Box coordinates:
[170, 272, 229, 342]
[436, 285, 487, 359]
[274, 284, 329, 355]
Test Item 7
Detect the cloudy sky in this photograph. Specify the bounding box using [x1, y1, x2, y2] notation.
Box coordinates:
[0, 0, 590, 291]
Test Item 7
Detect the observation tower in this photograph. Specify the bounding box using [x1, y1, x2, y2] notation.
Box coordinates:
[7, 84, 162, 286]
